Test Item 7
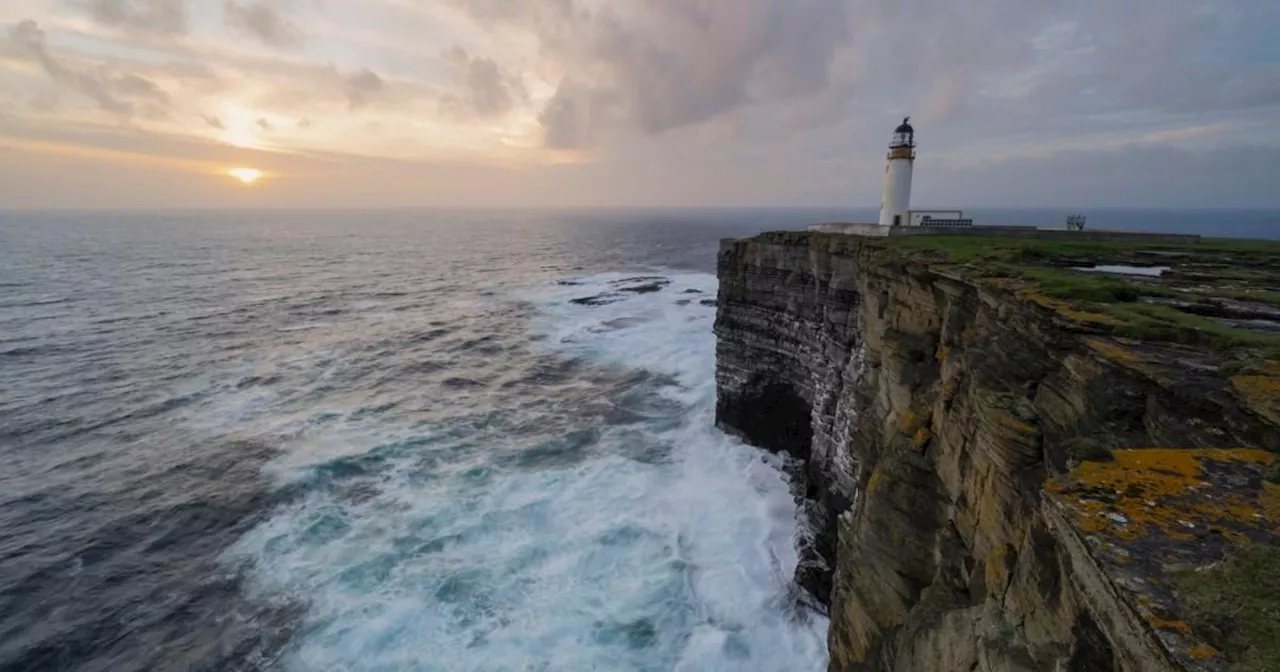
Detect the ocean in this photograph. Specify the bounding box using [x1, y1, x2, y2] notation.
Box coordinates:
[1, 207, 1277, 672]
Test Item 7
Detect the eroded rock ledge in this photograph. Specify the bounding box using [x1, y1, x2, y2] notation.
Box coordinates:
[714, 231, 1280, 671]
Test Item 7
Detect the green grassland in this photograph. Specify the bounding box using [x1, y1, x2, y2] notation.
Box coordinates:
[868, 235, 1280, 357]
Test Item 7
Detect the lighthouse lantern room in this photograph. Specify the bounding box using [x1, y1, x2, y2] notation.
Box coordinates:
[878, 117, 916, 228]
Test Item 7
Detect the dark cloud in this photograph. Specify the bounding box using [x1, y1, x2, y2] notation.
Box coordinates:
[201, 114, 225, 129]
[449, 0, 1280, 155]
[437, 46, 525, 119]
[223, 0, 301, 48]
[256, 117, 273, 130]
[86, 0, 187, 35]
[7, 20, 170, 118]
[452, 0, 851, 146]
[343, 68, 384, 111]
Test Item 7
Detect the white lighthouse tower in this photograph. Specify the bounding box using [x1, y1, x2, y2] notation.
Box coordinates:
[878, 117, 915, 228]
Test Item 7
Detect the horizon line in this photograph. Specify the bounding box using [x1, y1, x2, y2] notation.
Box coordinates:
[4, 205, 1280, 214]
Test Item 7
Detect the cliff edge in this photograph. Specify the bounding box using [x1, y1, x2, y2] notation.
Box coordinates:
[715, 231, 1280, 671]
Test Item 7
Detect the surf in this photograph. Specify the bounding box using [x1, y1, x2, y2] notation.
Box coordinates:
[223, 271, 828, 670]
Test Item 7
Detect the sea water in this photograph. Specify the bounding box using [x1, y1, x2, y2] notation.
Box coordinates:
[2, 207, 1277, 671]
[222, 269, 828, 671]
[0, 209, 833, 671]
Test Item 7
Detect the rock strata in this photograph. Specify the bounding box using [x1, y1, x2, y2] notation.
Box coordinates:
[715, 231, 1280, 671]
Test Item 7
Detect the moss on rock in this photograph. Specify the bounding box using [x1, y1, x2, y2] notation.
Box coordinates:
[1173, 544, 1280, 671]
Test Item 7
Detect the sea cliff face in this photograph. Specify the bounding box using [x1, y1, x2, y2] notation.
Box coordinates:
[715, 231, 1280, 671]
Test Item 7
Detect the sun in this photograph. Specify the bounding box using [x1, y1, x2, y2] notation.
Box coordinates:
[227, 167, 264, 185]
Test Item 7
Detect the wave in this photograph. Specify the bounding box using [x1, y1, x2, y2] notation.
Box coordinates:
[222, 270, 827, 670]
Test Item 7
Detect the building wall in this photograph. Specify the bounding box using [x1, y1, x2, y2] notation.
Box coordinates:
[909, 210, 964, 227]
[806, 223, 1200, 244]
[878, 158, 914, 227]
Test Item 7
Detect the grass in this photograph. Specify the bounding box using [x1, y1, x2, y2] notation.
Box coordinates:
[863, 235, 1280, 356]
[874, 235, 1280, 270]
[1173, 544, 1280, 671]
[1097, 303, 1280, 350]
[1201, 287, 1280, 307]
[1018, 268, 1142, 303]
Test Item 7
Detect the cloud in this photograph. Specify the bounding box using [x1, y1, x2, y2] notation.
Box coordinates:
[537, 80, 608, 150]
[3, 0, 1279, 208]
[85, 0, 187, 35]
[343, 68, 384, 111]
[444, 0, 1280, 156]
[437, 46, 525, 119]
[6, 20, 171, 118]
[115, 73, 168, 101]
[223, 0, 301, 48]
[256, 117, 272, 130]
[449, 0, 852, 145]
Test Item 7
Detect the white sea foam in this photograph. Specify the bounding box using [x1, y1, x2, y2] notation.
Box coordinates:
[531, 272, 720, 394]
[225, 270, 829, 670]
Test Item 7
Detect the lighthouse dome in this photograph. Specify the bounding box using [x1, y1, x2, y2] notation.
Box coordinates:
[889, 116, 915, 149]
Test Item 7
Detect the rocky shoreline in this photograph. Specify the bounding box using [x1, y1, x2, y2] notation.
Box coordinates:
[715, 231, 1280, 671]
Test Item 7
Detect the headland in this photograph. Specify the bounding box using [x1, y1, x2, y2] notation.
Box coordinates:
[715, 229, 1280, 671]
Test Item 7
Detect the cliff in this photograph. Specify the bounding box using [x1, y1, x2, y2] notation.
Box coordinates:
[715, 231, 1280, 671]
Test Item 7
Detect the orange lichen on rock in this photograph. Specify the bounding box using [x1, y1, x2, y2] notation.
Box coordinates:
[1231, 366, 1280, 424]
[986, 408, 1037, 435]
[1048, 448, 1277, 669]
[1022, 291, 1126, 326]
[912, 427, 931, 450]
[1144, 615, 1192, 635]
[984, 544, 1014, 591]
[1085, 337, 1145, 364]
[1048, 449, 1275, 542]
[897, 410, 923, 435]
[1262, 482, 1280, 523]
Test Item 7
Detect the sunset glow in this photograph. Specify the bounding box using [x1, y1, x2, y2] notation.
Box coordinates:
[228, 168, 264, 185]
[0, 0, 1275, 209]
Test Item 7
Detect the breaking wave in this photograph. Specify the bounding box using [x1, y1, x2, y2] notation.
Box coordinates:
[224, 272, 829, 670]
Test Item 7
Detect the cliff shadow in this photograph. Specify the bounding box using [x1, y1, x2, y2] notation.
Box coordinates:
[716, 378, 814, 461]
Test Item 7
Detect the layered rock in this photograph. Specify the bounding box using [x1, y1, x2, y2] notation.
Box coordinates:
[714, 231, 1280, 671]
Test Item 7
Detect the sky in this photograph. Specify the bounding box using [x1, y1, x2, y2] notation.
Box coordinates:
[1, 0, 1278, 209]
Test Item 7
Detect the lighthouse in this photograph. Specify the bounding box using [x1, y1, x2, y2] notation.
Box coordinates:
[878, 117, 915, 228]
